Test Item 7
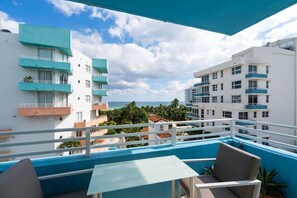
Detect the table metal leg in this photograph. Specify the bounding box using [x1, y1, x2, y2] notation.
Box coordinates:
[172, 180, 176, 198]
[92, 193, 102, 198]
[189, 177, 194, 198]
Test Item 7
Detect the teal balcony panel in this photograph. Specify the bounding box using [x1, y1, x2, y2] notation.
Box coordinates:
[92, 76, 108, 85]
[19, 58, 72, 74]
[92, 59, 108, 73]
[235, 121, 256, 126]
[18, 82, 72, 93]
[194, 93, 209, 97]
[194, 83, 202, 87]
[246, 89, 267, 94]
[92, 89, 108, 96]
[246, 105, 268, 109]
[19, 24, 72, 56]
[246, 73, 268, 78]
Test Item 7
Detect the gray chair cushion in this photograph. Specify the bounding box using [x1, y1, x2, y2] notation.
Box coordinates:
[180, 175, 237, 198]
[213, 143, 260, 198]
[0, 158, 44, 198]
[51, 189, 91, 198]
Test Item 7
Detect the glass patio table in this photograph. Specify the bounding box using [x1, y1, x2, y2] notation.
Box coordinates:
[87, 155, 198, 198]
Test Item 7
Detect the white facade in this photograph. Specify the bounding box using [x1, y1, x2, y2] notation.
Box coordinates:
[189, 37, 297, 146]
[0, 25, 108, 160]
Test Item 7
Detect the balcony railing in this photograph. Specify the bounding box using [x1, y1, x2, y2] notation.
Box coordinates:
[92, 76, 108, 84]
[18, 103, 71, 116]
[246, 73, 268, 79]
[19, 56, 72, 74]
[19, 80, 72, 93]
[246, 88, 267, 94]
[246, 104, 268, 109]
[92, 89, 108, 96]
[92, 103, 108, 110]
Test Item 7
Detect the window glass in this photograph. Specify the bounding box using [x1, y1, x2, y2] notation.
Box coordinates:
[232, 66, 241, 75]
[232, 95, 241, 103]
[232, 80, 241, 89]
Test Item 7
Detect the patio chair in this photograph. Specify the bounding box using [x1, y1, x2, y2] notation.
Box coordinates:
[0, 158, 91, 198]
[178, 143, 261, 198]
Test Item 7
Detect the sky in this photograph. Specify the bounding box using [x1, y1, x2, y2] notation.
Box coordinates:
[1, 1, 297, 102]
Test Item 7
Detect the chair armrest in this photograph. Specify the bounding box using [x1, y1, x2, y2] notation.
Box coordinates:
[195, 179, 261, 189]
[182, 158, 216, 163]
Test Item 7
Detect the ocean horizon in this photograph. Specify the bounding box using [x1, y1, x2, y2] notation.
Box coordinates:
[107, 101, 185, 109]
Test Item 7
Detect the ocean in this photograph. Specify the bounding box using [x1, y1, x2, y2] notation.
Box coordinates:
[108, 101, 185, 109]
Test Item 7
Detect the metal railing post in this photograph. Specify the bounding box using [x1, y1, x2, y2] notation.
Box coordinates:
[230, 119, 235, 139]
[85, 128, 91, 157]
[172, 123, 177, 146]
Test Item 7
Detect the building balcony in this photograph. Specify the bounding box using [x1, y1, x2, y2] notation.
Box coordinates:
[18, 103, 71, 116]
[245, 73, 268, 79]
[246, 104, 268, 109]
[0, 129, 11, 140]
[92, 76, 108, 85]
[0, 119, 296, 197]
[194, 83, 202, 87]
[92, 89, 108, 96]
[201, 81, 210, 86]
[193, 92, 209, 97]
[18, 81, 72, 93]
[19, 57, 72, 74]
[245, 88, 267, 94]
[74, 115, 108, 128]
[92, 58, 108, 73]
[92, 103, 108, 111]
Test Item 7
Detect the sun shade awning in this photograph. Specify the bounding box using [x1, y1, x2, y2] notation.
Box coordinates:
[67, 0, 297, 35]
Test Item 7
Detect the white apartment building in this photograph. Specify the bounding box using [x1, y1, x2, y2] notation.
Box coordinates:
[188, 37, 297, 146]
[0, 24, 109, 160]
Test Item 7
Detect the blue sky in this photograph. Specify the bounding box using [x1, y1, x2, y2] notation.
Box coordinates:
[1, 1, 297, 101]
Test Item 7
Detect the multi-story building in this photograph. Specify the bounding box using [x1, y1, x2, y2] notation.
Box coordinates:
[187, 37, 297, 145]
[0, 24, 109, 160]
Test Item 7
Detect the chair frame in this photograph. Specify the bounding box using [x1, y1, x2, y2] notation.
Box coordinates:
[178, 158, 261, 198]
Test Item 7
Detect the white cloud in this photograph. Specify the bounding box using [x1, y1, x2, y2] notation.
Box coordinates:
[0, 11, 20, 33]
[47, 0, 87, 16]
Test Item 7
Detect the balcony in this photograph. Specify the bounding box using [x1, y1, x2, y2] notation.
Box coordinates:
[19, 81, 72, 93]
[19, 57, 72, 74]
[0, 129, 11, 140]
[92, 58, 108, 73]
[193, 83, 202, 87]
[245, 73, 267, 79]
[0, 119, 296, 197]
[92, 103, 108, 111]
[74, 115, 108, 128]
[92, 89, 108, 96]
[92, 76, 108, 85]
[194, 92, 209, 97]
[0, 119, 297, 198]
[200, 81, 210, 86]
[246, 88, 267, 94]
[246, 104, 268, 109]
[18, 103, 71, 116]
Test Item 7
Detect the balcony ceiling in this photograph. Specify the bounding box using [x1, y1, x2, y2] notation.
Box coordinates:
[68, 0, 297, 35]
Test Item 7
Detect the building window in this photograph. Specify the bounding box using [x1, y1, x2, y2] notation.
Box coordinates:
[248, 80, 257, 89]
[85, 80, 90, 88]
[202, 86, 209, 94]
[266, 81, 269, 89]
[221, 83, 223, 90]
[212, 110, 215, 116]
[232, 95, 241, 103]
[262, 111, 269, 117]
[254, 112, 257, 118]
[221, 70, 223, 77]
[248, 95, 258, 105]
[38, 48, 53, 60]
[78, 80, 80, 83]
[85, 95, 91, 102]
[248, 65, 257, 73]
[239, 112, 248, 120]
[212, 84, 218, 91]
[207, 110, 209, 115]
[266, 95, 269, 103]
[202, 97, 209, 103]
[212, 96, 217, 103]
[212, 72, 217, 79]
[232, 80, 241, 89]
[86, 65, 91, 73]
[220, 96, 224, 103]
[223, 111, 232, 118]
[266, 66, 269, 74]
[232, 66, 241, 75]
[202, 75, 209, 84]
[262, 125, 269, 130]
[76, 112, 83, 122]
[78, 64, 80, 67]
